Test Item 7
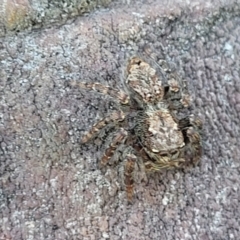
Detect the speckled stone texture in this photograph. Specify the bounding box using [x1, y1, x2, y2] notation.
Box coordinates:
[1, 0, 240, 239]
[0, 0, 113, 35]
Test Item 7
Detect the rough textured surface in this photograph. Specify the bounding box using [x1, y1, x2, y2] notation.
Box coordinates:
[0, 0, 113, 35]
[1, 0, 240, 239]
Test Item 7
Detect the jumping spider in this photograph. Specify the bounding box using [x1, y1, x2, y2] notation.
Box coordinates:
[70, 56, 202, 202]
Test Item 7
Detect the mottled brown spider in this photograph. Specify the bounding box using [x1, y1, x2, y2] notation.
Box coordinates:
[70, 56, 202, 202]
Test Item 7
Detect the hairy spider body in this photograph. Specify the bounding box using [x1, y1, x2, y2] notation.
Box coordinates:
[71, 56, 202, 202]
[135, 107, 186, 171]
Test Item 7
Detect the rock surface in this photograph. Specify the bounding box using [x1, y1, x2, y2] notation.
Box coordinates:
[0, 0, 240, 239]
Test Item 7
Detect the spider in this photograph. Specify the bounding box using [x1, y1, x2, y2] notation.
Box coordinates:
[70, 56, 202, 202]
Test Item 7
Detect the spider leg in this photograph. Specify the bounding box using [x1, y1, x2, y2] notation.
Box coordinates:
[81, 110, 125, 143]
[165, 77, 191, 110]
[178, 116, 191, 130]
[178, 115, 202, 165]
[70, 81, 130, 105]
[124, 154, 137, 203]
[186, 126, 202, 165]
[101, 128, 128, 165]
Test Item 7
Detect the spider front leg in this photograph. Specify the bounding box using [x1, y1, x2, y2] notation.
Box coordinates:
[101, 128, 128, 165]
[165, 78, 191, 110]
[186, 125, 202, 165]
[124, 154, 137, 203]
[70, 81, 130, 105]
[81, 110, 126, 143]
[179, 116, 202, 165]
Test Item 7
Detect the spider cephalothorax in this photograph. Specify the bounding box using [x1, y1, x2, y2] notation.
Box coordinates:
[70, 56, 202, 202]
